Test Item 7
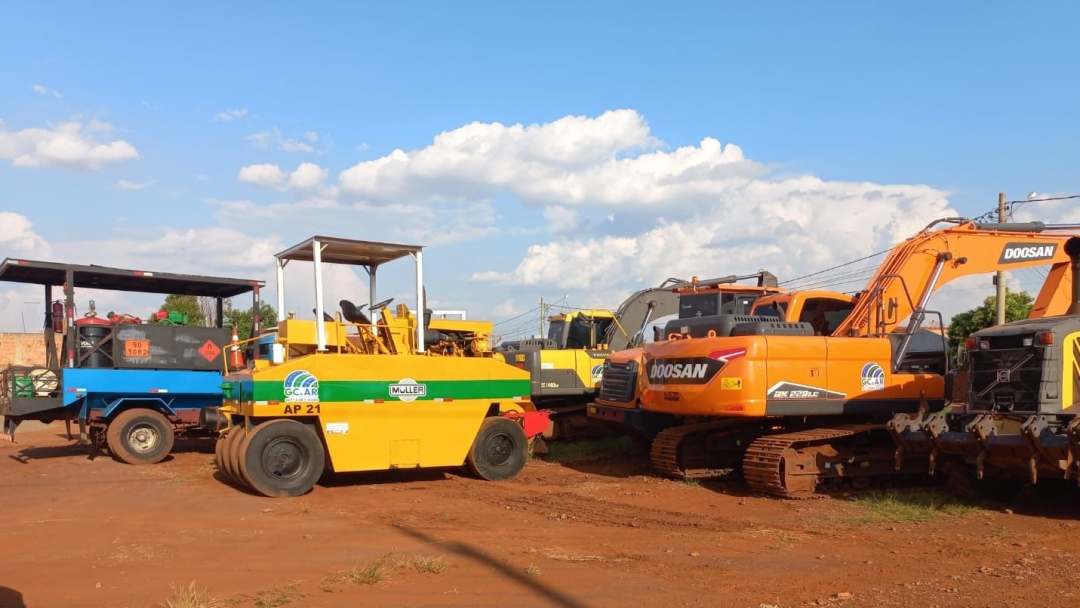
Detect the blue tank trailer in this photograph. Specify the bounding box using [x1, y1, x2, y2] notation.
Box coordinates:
[0, 259, 264, 464]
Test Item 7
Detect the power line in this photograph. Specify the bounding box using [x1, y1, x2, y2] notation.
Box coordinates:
[1004, 194, 1080, 221]
[780, 249, 890, 287]
[1010, 194, 1080, 205]
[493, 305, 540, 327]
[784, 267, 879, 291]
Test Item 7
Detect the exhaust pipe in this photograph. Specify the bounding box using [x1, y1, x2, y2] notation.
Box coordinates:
[973, 221, 1046, 232]
[1066, 237, 1080, 316]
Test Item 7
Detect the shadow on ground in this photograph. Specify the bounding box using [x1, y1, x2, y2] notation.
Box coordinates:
[395, 525, 592, 608]
[0, 586, 26, 608]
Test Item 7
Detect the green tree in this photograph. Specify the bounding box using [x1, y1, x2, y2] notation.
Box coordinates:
[159, 294, 206, 326]
[224, 302, 278, 339]
[947, 289, 1033, 356]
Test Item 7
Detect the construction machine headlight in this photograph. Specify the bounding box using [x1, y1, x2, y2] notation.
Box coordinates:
[979, 340, 990, 350]
[1022, 337, 1033, 347]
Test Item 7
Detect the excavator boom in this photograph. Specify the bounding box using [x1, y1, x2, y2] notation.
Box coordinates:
[837, 220, 1079, 338]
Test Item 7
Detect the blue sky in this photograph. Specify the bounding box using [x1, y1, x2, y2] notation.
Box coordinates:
[1, 2, 1078, 334]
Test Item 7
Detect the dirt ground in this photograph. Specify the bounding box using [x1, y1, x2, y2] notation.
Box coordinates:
[1, 426, 1079, 608]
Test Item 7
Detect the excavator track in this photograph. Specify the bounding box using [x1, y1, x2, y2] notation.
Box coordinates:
[742, 423, 932, 499]
[743, 425, 875, 499]
[650, 420, 757, 480]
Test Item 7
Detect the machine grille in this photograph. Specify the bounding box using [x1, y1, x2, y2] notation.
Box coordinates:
[598, 362, 636, 403]
[969, 341, 1043, 412]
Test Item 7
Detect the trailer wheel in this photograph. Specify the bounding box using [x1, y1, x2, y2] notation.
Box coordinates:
[466, 417, 528, 481]
[240, 420, 325, 498]
[106, 409, 176, 465]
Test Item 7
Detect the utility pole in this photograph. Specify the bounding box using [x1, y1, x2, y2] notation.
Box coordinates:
[995, 191, 1007, 325]
[539, 297, 545, 339]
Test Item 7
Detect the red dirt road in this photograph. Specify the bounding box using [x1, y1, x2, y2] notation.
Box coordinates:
[1, 426, 1079, 608]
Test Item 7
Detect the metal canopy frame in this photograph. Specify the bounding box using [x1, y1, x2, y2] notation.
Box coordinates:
[274, 236, 426, 353]
[0, 258, 265, 368]
[0, 258, 262, 298]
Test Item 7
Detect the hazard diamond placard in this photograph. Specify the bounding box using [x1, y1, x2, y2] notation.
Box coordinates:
[199, 340, 222, 362]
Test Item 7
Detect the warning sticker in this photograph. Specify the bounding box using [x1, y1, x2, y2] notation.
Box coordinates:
[720, 377, 743, 390]
[325, 422, 349, 435]
[124, 339, 150, 358]
[198, 340, 222, 362]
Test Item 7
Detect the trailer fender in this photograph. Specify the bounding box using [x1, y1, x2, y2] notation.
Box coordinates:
[102, 398, 178, 420]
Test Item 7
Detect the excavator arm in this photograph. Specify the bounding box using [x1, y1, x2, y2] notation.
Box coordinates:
[836, 220, 1080, 339]
[604, 271, 779, 350]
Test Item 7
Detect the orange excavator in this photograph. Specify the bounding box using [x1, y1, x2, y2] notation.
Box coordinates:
[588, 218, 1080, 497]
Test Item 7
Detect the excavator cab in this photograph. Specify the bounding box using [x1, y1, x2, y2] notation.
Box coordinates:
[749, 291, 857, 336]
[547, 311, 615, 350]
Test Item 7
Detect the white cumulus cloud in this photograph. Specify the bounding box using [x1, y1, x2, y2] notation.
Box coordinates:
[31, 84, 62, 98]
[238, 163, 285, 188]
[0, 212, 52, 258]
[246, 128, 317, 153]
[213, 108, 247, 122]
[113, 179, 155, 190]
[286, 162, 328, 190]
[0, 119, 139, 170]
[338, 109, 662, 204]
[238, 162, 328, 191]
[318, 108, 949, 295]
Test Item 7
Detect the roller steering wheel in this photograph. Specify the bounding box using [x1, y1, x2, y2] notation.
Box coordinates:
[370, 297, 394, 311]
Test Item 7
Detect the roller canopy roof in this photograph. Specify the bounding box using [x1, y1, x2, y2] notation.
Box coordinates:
[275, 236, 423, 267]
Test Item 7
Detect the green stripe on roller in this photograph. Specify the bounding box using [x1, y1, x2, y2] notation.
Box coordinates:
[251, 379, 530, 402]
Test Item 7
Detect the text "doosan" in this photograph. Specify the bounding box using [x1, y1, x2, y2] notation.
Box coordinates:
[1001, 244, 1056, 261]
[650, 363, 709, 380]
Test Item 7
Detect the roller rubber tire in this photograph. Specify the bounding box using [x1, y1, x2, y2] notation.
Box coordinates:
[214, 429, 227, 470]
[227, 425, 250, 488]
[465, 416, 528, 481]
[215, 427, 237, 483]
[240, 419, 326, 498]
[105, 409, 175, 465]
[218, 426, 242, 485]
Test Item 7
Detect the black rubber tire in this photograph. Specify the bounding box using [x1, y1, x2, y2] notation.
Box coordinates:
[227, 425, 250, 488]
[214, 428, 228, 472]
[105, 409, 176, 465]
[215, 427, 240, 484]
[240, 419, 325, 498]
[465, 417, 528, 481]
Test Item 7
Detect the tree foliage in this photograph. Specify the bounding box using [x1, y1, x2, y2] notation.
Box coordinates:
[157, 296, 277, 336]
[159, 294, 207, 326]
[947, 289, 1033, 356]
[224, 302, 279, 339]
